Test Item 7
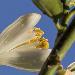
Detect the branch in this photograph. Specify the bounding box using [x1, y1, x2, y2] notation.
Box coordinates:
[39, 16, 75, 75]
[32, 1, 75, 75]
[55, 10, 75, 46]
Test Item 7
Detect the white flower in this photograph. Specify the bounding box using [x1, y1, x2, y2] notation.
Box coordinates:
[0, 13, 52, 72]
[67, 62, 75, 75]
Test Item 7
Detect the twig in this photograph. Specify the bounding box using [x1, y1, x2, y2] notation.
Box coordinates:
[39, 16, 75, 75]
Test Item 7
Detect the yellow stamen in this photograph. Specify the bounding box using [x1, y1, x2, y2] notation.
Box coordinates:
[36, 37, 49, 49]
[33, 27, 44, 37]
[11, 27, 49, 50]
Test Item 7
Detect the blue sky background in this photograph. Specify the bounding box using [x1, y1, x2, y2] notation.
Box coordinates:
[0, 0, 75, 75]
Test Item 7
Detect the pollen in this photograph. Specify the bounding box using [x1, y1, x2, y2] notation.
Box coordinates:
[11, 27, 49, 50]
[36, 37, 49, 49]
[33, 27, 44, 37]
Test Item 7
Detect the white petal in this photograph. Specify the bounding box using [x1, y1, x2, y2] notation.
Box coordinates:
[0, 13, 41, 52]
[71, 71, 75, 75]
[67, 62, 75, 71]
[67, 62, 75, 75]
[1, 45, 52, 71]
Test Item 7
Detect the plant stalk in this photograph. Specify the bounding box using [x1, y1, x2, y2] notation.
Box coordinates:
[39, 17, 75, 75]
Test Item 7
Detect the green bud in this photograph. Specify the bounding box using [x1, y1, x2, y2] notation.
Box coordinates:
[32, 0, 63, 17]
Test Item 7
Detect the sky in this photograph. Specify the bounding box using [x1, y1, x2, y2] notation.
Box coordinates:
[0, 0, 75, 75]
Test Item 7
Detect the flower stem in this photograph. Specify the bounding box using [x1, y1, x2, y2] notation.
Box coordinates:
[39, 16, 75, 75]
